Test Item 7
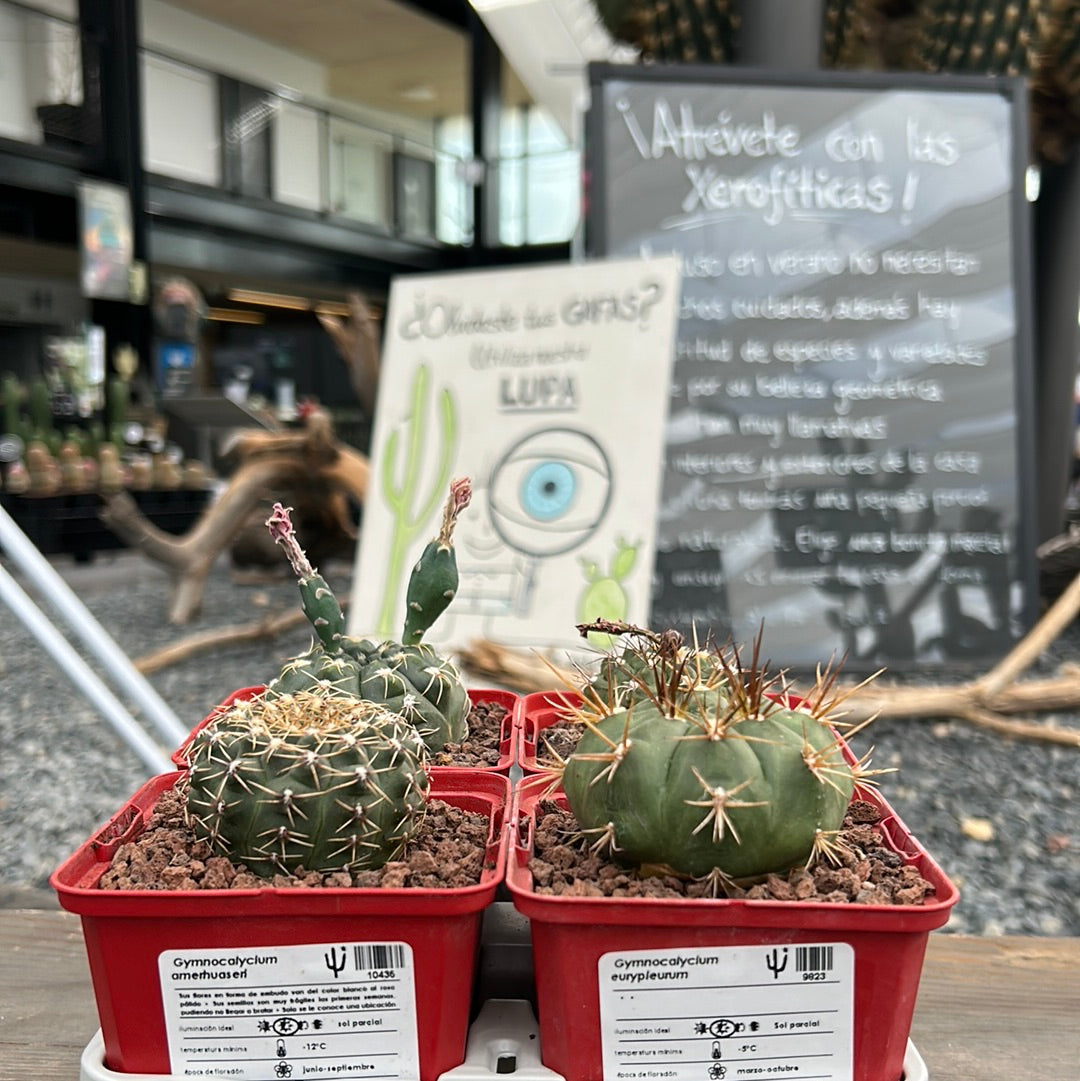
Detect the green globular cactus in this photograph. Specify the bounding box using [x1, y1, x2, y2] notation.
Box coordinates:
[106, 375, 129, 448]
[264, 481, 472, 751]
[28, 378, 61, 455]
[2, 373, 27, 443]
[559, 624, 883, 889]
[183, 690, 430, 877]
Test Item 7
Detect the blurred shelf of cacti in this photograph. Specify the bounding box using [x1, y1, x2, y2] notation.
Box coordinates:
[1, 368, 216, 559]
[0, 488, 211, 560]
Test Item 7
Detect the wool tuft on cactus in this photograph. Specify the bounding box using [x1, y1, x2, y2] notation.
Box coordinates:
[183, 690, 430, 877]
[557, 622, 886, 888]
[263, 479, 472, 750]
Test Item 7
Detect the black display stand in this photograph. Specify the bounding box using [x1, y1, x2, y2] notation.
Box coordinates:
[586, 63, 1038, 670]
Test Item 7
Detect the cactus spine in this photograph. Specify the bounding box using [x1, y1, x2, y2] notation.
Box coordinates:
[559, 624, 884, 888]
[265, 481, 472, 751]
[184, 691, 430, 877]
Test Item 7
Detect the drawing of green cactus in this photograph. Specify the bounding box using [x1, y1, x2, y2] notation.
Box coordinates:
[577, 537, 639, 648]
[375, 363, 457, 636]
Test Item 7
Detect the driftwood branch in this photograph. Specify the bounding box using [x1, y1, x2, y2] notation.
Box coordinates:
[316, 293, 381, 416]
[455, 574, 1080, 748]
[454, 639, 577, 694]
[132, 606, 312, 674]
[101, 422, 369, 623]
[977, 571, 1080, 696]
[838, 570, 1080, 746]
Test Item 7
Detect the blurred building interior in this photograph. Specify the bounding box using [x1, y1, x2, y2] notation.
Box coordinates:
[0, 0, 626, 449]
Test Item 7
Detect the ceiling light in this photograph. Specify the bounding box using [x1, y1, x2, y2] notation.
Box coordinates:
[399, 84, 437, 103]
[227, 289, 311, 311]
[206, 307, 266, 324]
[313, 301, 353, 317]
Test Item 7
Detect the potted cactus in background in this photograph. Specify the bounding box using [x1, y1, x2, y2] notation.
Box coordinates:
[509, 621, 958, 1081]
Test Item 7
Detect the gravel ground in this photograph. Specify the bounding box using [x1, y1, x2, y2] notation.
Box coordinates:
[1, 548, 1077, 936]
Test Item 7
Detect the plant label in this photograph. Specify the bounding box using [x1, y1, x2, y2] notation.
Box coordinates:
[158, 941, 419, 1079]
[598, 942, 855, 1081]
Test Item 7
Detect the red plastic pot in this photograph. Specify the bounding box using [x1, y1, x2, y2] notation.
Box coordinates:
[518, 689, 580, 773]
[51, 769, 511, 1080]
[171, 685, 521, 774]
[507, 774, 958, 1081]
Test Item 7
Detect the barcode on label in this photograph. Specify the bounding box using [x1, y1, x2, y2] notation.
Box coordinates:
[353, 944, 406, 970]
[795, 946, 834, 972]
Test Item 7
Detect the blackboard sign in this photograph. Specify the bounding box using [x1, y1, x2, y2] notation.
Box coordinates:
[586, 64, 1037, 669]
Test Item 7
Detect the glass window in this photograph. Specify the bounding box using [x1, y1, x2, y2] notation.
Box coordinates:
[142, 54, 220, 185]
[273, 101, 324, 212]
[495, 103, 580, 246]
[499, 105, 525, 158]
[224, 81, 275, 200]
[526, 148, 580, 245]
[435, 115, 472, 245]
[527, 107, 569, 154]
[394, 146, 437, 239]
[498, 157, 525, 247]
[328, 118, 392, 229]
[0, 1, 85, 149]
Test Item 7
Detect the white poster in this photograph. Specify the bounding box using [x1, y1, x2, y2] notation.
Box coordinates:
[348, 256, 680, 652]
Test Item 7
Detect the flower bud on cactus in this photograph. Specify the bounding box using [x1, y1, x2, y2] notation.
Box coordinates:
[264, 483, 471, 751]
[403, 477, 471, 645]
[560, 625, 883, 886]
[184, 691, 430, 877]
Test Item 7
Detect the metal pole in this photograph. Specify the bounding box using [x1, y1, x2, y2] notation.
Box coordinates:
[0, 503, 187, 745]
[0, 562, 172, 775]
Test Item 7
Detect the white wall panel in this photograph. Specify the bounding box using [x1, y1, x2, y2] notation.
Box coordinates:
[0, 7, 34, 141]
[273, 102, 323, 211]
[142, 53, 220, 185]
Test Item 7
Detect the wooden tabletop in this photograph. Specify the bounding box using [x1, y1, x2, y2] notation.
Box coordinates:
[2, 908, 1077, 1080]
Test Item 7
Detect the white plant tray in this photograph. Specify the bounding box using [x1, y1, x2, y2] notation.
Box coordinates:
[78, 998, 929, 1081]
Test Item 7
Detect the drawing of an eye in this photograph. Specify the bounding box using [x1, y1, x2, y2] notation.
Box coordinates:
[489, 428, 613, 556]
[521, 460, 576, 521]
